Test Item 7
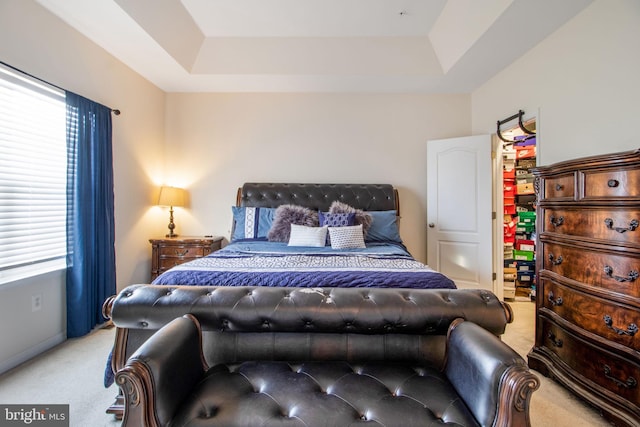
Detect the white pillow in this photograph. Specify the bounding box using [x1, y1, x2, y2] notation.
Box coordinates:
[328, 224, 366, 249]
[288, 224, 328, 247]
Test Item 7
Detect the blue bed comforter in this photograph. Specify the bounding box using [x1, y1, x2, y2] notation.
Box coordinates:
[104, 241, 455, 387]
[152, 241, 455, 289]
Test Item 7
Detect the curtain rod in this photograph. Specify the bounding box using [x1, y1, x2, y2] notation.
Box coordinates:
[0, 61, 120, 115]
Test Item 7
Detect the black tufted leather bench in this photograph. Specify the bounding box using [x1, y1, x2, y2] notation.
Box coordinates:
[106, 285, 539, 427]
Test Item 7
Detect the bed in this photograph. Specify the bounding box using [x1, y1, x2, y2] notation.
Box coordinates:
[150, 183, 455, 290]
[103, 183, 456, 417]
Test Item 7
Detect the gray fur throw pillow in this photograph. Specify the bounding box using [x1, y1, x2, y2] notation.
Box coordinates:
[329, 201, 373, 235]
[267, 204, 319, 242]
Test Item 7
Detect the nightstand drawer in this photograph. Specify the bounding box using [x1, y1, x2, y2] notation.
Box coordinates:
[150, 236, 223, 281]
[159, 246, 204, 258]
[159, 257, 197, 270]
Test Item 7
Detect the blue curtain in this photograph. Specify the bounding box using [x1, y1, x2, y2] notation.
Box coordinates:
[65, 92, 116, 338]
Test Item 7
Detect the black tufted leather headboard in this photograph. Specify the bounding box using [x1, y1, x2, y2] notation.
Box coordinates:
[236, 183, 399, 214]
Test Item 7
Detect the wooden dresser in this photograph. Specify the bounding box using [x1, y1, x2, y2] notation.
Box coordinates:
[528, 149, 640, 426]
[150, 236, 223, 281]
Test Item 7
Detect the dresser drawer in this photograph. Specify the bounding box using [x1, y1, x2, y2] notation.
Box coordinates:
[542, 173, 576, 201]
[159, 246, 205, 258]
[583, 167, 640, 200]
[540, 318, 640, 405]
[541, 278, 640, 352]
[542, 208, 640, 244]
[542, 242, 640, 299]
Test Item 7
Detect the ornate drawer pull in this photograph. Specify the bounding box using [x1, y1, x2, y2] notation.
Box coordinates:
[548, 254, 563, 265]
[604, 218, 639, 233]
[603, 365, 637, 389]
[607, 179, 620, 188]
[603, 265, 639, 282]
[547, 332, 563, 348]
[555, 184, 564, 191]
[547, 291, 563, 306]
[175, 249, 189, 256]
[549, 215, 564, 227]
[603, 315, 638, 336]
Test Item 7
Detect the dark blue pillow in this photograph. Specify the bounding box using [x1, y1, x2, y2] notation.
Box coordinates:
[319, 211, 356, 227]
[319, 212, 356, 245]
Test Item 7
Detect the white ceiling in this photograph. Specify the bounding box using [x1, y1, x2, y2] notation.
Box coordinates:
[36, 0, 593, 93]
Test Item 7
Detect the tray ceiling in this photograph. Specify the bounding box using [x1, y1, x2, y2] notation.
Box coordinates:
[36, 0, 593, 93]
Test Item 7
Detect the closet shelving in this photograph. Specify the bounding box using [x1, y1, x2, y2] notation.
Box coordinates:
[498, 111, 537, 300]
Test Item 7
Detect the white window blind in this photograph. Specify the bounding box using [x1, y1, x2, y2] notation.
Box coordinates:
[0, 64, 67, 284]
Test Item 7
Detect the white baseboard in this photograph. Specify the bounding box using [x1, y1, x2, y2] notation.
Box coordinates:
[0, 332, 66, 375]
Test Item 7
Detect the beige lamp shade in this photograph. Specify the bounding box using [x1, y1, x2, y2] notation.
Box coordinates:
[157, 186, 186, 207]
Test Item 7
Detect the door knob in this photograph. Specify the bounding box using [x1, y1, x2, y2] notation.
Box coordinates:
[428, 223, 435, 228]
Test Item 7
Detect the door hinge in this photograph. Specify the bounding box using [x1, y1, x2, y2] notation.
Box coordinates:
[492, 272, 497, 281]
[492, 211, 496, 220]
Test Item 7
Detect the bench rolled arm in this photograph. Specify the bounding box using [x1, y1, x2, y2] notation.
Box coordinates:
[445, 319, 539, 427]
[115, 315, 207, 427]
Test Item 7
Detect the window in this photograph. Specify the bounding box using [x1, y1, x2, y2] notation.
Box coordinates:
[0, 64, 67, 284]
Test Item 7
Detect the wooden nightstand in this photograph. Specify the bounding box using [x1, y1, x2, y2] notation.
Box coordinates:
[149, 236, 223, 281]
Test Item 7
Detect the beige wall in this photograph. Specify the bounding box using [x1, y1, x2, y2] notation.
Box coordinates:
[164, 92, 470, 261]
[471, 0, 640, 165]
[0, 0, 165, 372]
[2, 0, 639, 373]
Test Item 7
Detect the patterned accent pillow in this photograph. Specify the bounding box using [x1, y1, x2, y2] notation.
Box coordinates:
[319, 212, 355, 227]
[288, 224, 328, 247]
[328, 224, 366, 249]
[319, 212, 356, 245]
[267, 204, 319, 242]
[328, 201, 373, 236]
[231, 206, 276, 241]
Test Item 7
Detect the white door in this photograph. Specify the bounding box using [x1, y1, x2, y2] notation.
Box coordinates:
[427, 135, 494, 292]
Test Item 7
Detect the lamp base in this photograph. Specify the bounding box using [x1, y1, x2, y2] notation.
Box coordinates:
[166, 207, 177, 238]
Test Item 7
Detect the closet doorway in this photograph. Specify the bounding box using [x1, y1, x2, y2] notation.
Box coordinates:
[426, 111, 537, 301]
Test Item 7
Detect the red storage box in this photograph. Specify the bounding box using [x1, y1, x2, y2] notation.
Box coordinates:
[516, 239, 535, 251]
[516, 146, 536, 159]
[503, 168, 515, 179]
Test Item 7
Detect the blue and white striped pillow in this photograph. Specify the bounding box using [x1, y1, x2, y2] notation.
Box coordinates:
[231, 206, 276, 241]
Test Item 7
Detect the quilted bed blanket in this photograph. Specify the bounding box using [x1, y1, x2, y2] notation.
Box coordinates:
[152, 241, 456, 289]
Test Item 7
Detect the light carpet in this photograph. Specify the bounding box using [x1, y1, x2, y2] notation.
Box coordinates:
[0, 301, 610, 426]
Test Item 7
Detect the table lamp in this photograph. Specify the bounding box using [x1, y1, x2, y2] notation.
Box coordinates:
[157, 186, 187, 237]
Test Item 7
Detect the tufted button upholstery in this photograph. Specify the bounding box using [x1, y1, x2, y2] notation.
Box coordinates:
[239, 183, 397, 212]
[112, 285, 509, 335]
[170, 361, 477, 426]
[112, 287, 539, 427]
